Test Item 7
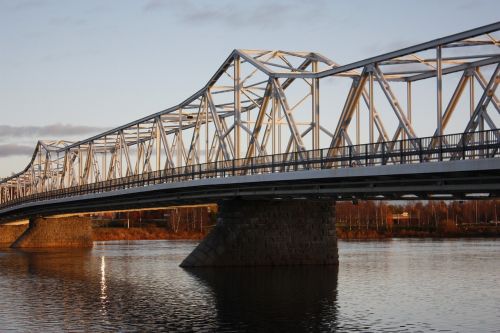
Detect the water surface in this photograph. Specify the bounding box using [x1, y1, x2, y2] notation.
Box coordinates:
[0, 239, 499, 332]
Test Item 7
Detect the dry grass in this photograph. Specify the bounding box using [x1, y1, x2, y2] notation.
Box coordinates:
[92, 227, 207, 241]
[336, 226, 500, 239]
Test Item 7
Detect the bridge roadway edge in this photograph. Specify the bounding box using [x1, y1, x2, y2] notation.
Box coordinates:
[0, 158, 498, 223]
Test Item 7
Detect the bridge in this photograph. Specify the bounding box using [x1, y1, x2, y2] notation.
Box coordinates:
[0, 23, 499, 265]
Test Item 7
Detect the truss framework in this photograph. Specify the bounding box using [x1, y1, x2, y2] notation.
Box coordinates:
[1, 22, 499, 205]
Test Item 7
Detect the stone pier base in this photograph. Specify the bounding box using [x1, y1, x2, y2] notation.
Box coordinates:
[180, 199, 338, 267]
[0, 224, 29, 247]
[11, 217, 93, 248]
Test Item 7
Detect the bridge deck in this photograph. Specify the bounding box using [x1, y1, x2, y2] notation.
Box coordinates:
[1, 130, 499, 222]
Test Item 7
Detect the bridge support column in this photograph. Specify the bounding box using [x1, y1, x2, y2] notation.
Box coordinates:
[0, 224, 29, 247]
[11, 217, 93, 248]
[181, 199, 338, 267]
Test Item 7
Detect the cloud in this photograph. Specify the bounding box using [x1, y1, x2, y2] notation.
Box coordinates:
[0, 124, 106, 139]
[456, 0, 485, 11]
[0, 0, 48, 11]
[0, 144, 34, 158]
[143, 0, 167, 11]
[143, 0, 328, 29]
[48, 16, 86, 27]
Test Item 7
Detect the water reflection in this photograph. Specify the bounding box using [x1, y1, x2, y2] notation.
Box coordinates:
[100, 256, 108, 316]
[186, 266, 339, 332]
[0, 243, 218, 332]
[11, 248, 93, 279]
[1, 240, 499, 332]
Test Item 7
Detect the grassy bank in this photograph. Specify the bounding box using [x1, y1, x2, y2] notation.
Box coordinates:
[336, 226, 500, 239]
[92, 225, 500, 242]
[92, 227, 207, 241]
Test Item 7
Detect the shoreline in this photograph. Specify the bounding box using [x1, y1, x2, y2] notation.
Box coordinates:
[92, 227, 206, 241]
[336, 228, 500, 239]
[92, 227, 500, 242]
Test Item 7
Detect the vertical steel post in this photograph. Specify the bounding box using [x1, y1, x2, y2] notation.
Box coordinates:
[119, 135, 123, 178]
[406, 81, 412, 140]
[405, 81, 412, 157]
[234, 55, 241, 159]
[178, 109, 183, 167]
[56, 151, 60, 189]
[356, 101, 360, 145]
[78, 147, 82, 186]
[470, 74, 474, 117]
[103, 136, 107, 181]
[312, 61, 320, 150]
[136, 124, 140, 174]
[272, 91, 278, 155]
[278, 101, 282, 154]
[436, 46, 443, 136]
[156, 119, 161, 171]
[369, 69, 374, 148]
[247, 97, 251, 148]
[197, 118, 201, 164]
[205, 97, 209, 163]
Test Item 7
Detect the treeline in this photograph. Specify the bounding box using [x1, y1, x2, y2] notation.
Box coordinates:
[336, 200, 499, 236]
[90, 201, 499, 239]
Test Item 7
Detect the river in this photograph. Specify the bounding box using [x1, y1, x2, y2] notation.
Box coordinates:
[0, 239, 499, 332]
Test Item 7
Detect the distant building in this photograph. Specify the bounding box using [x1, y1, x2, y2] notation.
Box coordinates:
[389, 212, 419, 226]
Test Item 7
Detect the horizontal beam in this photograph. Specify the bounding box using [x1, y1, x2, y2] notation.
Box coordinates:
[318, 22, 500, 78]
[406, 56, 500, 82]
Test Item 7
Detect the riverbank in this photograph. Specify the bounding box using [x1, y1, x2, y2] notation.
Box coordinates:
[92, 227, 206, 241]
[336, 228, 500, 239]
[92, 226, 500, 241]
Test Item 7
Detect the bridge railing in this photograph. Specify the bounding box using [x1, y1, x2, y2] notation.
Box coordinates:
[1, 129, 498, 211]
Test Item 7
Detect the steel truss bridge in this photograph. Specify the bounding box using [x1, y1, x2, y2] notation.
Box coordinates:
[1, 23, 499, 221]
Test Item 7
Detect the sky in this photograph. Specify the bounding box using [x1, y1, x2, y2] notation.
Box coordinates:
[0, 0, 499, 177]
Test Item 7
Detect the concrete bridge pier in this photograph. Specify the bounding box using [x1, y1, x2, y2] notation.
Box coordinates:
[180, 199, 338, 267]
[0, 224, 29, 247]
[11, 217, 93, 248]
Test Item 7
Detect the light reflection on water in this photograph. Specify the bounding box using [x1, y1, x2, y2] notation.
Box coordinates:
[0, 239, 499, 332]
[100, 256, 108, 317]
